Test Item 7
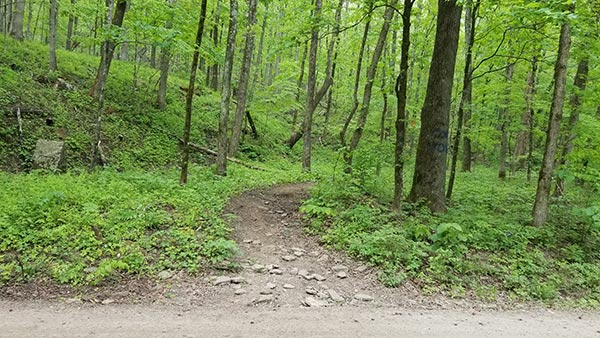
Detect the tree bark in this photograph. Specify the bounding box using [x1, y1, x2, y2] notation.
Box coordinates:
[391, 0, 414, 211]
[65, 0, 76, 50]
[554, 57, 588, 196]
[48, 0, 58, 71]
[290, 41, 308, 134]
[532, 22, 571, 226]
[89, 0, 128, 98]
[157, 0, 177, 110]
[179, 0, 208, 185]
[228, 0, 258, 157]
[252, 0, 268, 86]
[447, 0, 478, 200]
[10, 0, 25, 40]
[345, 0, 398, 169]
[514, 55, 539, 171]
[215, 0, 238, 176]
[498, 62, 515, 180]
[407, 0, 462, 213]
[209, 0, 222, 91]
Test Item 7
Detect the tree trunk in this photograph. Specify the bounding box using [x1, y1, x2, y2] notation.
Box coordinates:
[215, 0, 238, 176]
[391, 0, 414, 211]
[10, 0, 25, 40]
[179, 0, 208, 185]
[48, 0, 58, 71]
[290, 41, 308, 134]
[532, 22, 571, 226]
[301, 0, 322, 172]
[407, 0, 462, 213]
[376, 48, 389, 177]
[65, 0, 76, 50]
[340, 5, 371, 146]
[89, 0, 128, 99]
[157, 0, 177, 110]
[228, 0, 258, 157]
[498, 62, 515, 180]
[252, 0, 268, 86]
[554, 57, 588, 196]
[209, 0, 222, 91]
[447, 0, 478, 200]
[345, 0, 398, 169]
[514, 55, 539, 171]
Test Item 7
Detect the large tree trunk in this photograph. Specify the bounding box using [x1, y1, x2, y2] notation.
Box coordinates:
[339, 5, 371, 147]
[301, 0, 322, 172]
[215, 0, 238, 176]
[447, 0, 478, 200]
[532, 22, 571, 226]
[89, 0, 128, 99]
[554, 57, 588, 196]
[498, 62, 515, 180]
[514, 55, 539, 171]
[391, 0, 414, 211]
[48, 0, 58, 71]
[65, 0, 76, 50]
[228, 0, 258, 157]
[157, 0, 177, 110]
[10, 0, 25, 40]
[345, 0, 398, 170]
[179, 0, 208, 184]
[209, 0, 222, 91]
[407, 0, 462, 213]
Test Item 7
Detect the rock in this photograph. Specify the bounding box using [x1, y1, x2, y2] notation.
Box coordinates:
[355, 265, 370, 273]
[54, 78, 75, 91]
[243, 239, 253, 244]
[252, 295, 274, 305]
[158, 270, 173, 280]
[269, 269, 283, 275]
[232, 284, 242, 290]
[336, 272, 348, 279]
[234, 289, 247, 296]
[283, 284, 295, 289]
[281, 213, 288, 217]
[281, 255, 296, 262]
[313, 274, 326, 281]
[266, 282, 277, 290]
[309, 251, 320, 257]
[291, 247, 305, 253]
[289, 268, 299, 275]
[84, 267, 97, 273]
[299, 270, 314, 280]
[251, 264, 266, 273]
[317, 254, 329, 262]
[328, 290, 345, 303]
[32, 139, 66, 171]
[302, 297, 329, 308]
[259, 289, 273, 295]
[293, 251, 304, 257]
[213, 276, 232, 286]
[101, 299, 115, 305]
[230, 276, 246, 284]
[305, 287, 318, 295]
[354, 293, 374, 302]
[332, 265, 349, 272]
[267, 264, 280, 270]
[254, 240, 262, 245]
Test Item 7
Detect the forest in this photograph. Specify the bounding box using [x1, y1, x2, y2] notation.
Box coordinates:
[1, 0, 599, 307]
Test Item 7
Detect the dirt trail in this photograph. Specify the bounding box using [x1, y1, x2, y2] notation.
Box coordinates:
[1, 183, 600, 337]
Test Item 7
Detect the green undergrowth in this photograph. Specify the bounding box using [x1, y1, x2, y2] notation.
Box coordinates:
[0, 164, 308, 286]
[302, 164, 600, 307]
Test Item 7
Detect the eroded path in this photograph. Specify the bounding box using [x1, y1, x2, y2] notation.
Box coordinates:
[1, 183, 600, 337]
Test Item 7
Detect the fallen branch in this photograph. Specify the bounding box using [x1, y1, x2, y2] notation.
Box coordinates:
[186, 141, 268, 172]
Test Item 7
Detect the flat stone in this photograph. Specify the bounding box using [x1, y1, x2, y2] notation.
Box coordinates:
[259, 289, 273, 295]
[269, 269, 283, 275]
[158, 270, 173, 280]
[291, 247, 305, 253]
[266, 282, 277, 289]
[317, 254, 329, 262]
[101, 299, 115, 305]
[254, 240, 262, 245]
[251, 264, 266, 273]
[252, 295, 274, 305]
[283, 284, 295, 289]
[355, 265, 369, 273]
[281, 255, 296, 262]
[313, 274, 326, 281]
[305, 287, 318, 295]
[331, 265, 349, 272]
[299, 270, 314, 280]
[230, 276, 246, 284]
[354, 293, 374, 302]
[328, 290, 345, 303]
[234, 289, 247, 295]
[243, 239, 253, 244]
[293, 251, 304, 257]
[267, 264, 280, 270]
[336, 272, 348, 279]
[84, 267, 97, 273]
[232, 284, 242, 290]
[302, 296, 329, 308]
[309, 251, 320, 257]
[289, 268, 299, 275]
[213, 276, 232, 286]
[32, 139, 66, 170]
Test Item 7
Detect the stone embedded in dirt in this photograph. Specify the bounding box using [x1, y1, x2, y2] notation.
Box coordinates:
[158, 270, 173, 280]
[291, 247, 306, 253]
[355, 265, 370, 273]
[232, 284, 242, 290]
[260, 289, 273, 295]
[309, 251, 320, 257]
[289, 268, 299, 275]
[283, 284, 295, 289]
[267, 264, 279, 270]
[251, 264, 266, 273]
[317, 254, 330, 262]
[299, 270, 314, 280]
[234, 289, 247, 296]
[230, 276, 246, 284]
[266, 282, 277, 290]
[331, 265, 349, 272]
[354, 293, 374, 302]
[213, 276, 232, 286]
[258, 205, 269, 211]
[32, 139, 66, 171]
[305, 287, 318, 295]
[293, 251, 304, 257]
[281, 255, 296, 262]
[84, 267, 97, 273]
[251, 294, 274, 305]
[281, 213, 288, 217]
[336, 272, 348, 279]
[302, 296, 329, 308]
[264, 201, 270, 205]
[243, 239, 253, 244]
[269, 269, 283, 275]
[313, 274, 326, 281]
[275, 210, 284, 214]
[101, 299, 115, 305]
[328, 290, 345, 303]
